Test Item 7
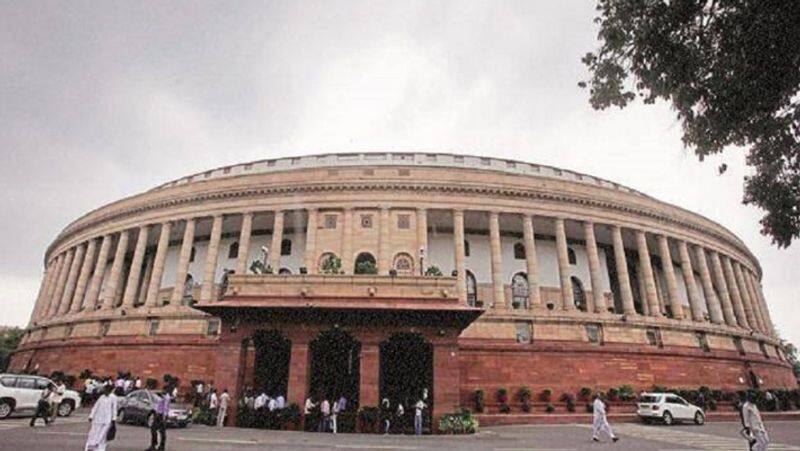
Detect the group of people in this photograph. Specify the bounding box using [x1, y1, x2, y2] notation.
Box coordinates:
[192, 381, 231, 427]
[303, 394, 348, 433]
[242, 388, 287, 411]
[82, 374, 143, 404]
[28, 377, 67, 427]
[379, 391, 428, 436]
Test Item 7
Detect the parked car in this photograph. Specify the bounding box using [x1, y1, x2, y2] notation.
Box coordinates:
[117, 389, 192, 428]
[637, 392, 705, 425]
[0, 373, 82, 419]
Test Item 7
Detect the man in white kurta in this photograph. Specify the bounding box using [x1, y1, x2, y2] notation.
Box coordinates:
[591, 394, 619, 443]
[85, 387, 116, 451]
[742, 397, 769, 451]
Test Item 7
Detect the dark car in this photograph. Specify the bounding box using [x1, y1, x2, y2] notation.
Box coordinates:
[117, 390, 192, 428]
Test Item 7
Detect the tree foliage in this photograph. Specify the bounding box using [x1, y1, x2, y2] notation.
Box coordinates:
[581, 0, 800, 247]
[0, 327, 24, 372]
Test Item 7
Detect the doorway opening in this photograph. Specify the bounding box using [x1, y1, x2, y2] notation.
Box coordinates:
[252, 330, 291, 398]
[309, 329, 361, 407]
[379, 333, 433, 433]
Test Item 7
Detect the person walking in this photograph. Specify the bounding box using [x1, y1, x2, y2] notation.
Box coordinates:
[30, 383, 54, 427]
[414, 397, 426, 436]
[208, 388, 219, 424]
[217, 389, 230, 427]
[146, 386, 171, 451]
[591, 393, 619, 443]
[319, 397, 331, 432]
[49, 378, 66, 423]
[84, 385, 116, 451]
[303, 395, 317, 432]
[742, 392, 770, 451]
[380, 398, 392, 434]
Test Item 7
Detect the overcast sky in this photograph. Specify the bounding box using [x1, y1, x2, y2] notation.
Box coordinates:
[1, 1, 797, 345]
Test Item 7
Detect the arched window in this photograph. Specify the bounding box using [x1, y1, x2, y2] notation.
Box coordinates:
[354, 252, 378, 275]
[466, 270, 478, 306]
[189, 246, 196, 262]
[511, 272, 529, 309]
[228, 241, 239, 259]
[281, 239, 292, 256]
[393, 252, 414, 274]
[514, 243, 526, 260]
[182, 274, 194, 298]
[318, 252, 341, 274]
[464, 240, 471, 257]
[571, 276, 586, 311]
[567, 247, 577, 265]
[278, 267, 292, 275]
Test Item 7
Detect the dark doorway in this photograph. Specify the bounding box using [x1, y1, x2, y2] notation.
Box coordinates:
[309, 329, 361, 407]
[379, 333, 433, 433]
[354, 252, 377, 274]
[253, 330, 291, 397]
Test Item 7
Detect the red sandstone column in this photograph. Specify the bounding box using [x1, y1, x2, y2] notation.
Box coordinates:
[287, 341, 309, 407]
[71, 238, 98, 313]
[31, 260, 55, 322]
[554, 218, 574, 310]
[145, 221, 172, 307]
[523, 215, 542, 309]
[677, 241, 704, 322]
[214, 337, 245, 426]
[235, 212, 253, 276]
[122, 226, 150, 307]
[452, 210, 467, 304]
[583, 221, 605, 313]
[44, 254, 66, 318]
[59, 243, 85, 315]
[489, 211, 507, 309]
[709, 251, 737, 327]
[635, 230, 661, 317]
[694, 246, 723, 324]
[722, 255, 749, 329]
[378, 207, 390, 275]
[657, 235, 683, 319]
[49, 250, 73, 317]
[170, 219, 196, 305]
[733, 261, 760, 332]
[102, 230, 129, 310]
[432, 341, 460, 432]
[743, 270, 767, 334]
[268, 210, 285, 272]
[750, 275, 775, 337]
[85, 235, 111, 311]
[359, 341, 380, 408]
[201, 215, 223, 302]
[304, 208, 318, 274]
[611, 225, 635, 315]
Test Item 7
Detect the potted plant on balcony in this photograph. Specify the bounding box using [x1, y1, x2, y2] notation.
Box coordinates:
[511, 300, 521, 309]
[540, 388, 553, 402]
[320, 255, 342, 274]
[355, 261, 378, 275]
[562, 393, 576, 412]
[518, 386, 532, 412]
[425, 265, 443, 277]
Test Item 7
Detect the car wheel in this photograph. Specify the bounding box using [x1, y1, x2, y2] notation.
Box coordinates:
[57, 401, 73, 417]
[694, 411, 705, 425]
[0, 400, 13, 419]
[147, 412, 156, 428]
[662, 411, 674, 426]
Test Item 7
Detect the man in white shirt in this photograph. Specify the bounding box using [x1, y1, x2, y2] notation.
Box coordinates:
[217, 389, 230, 427]
[49, 380, 66, 423]
[275, 395, 285, 409]
[319, 398, 331, 432]
[414, 398, 426, 436]
[134, 377, 142, 390]
[254, 392, 268, 410]
[268, 397, 278, 412]
[591, 393, 619, 443]
[742, 393, 769, 451]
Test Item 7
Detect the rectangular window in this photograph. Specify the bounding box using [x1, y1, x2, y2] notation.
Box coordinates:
[759, 341, 769, 359]
[733, 337, 746, 355]
[586, 324, 603, 345]
[645, 328, 662, 347]
[360, 214, 373, 228]
[397, 214, 411, 230]
[207, 319, 221, 336]
[695, 332, 710, 352]
[515, 322, 532, 344]
[324, 214, 338, 229]
[148, 320, 160, 336]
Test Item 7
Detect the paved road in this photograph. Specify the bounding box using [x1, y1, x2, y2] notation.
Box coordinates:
[1, 411, 798, 450]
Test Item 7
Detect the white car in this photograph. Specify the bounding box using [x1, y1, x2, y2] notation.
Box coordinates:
[0, 373, 82, 419]
[637, 392, 705, 425]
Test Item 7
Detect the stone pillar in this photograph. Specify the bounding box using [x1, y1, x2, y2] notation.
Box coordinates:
[635, 230, 661, 317]
[304, 208, 318, 274]
[489, 211, 506, 309]
[523, 215, 542, 309]
[742, 270, 767, 333]
[287, 341, 309, 407]
[553, 218, 574, 310]
[677, 241, 704, 322]
[36, 258, 62, 321]
[611, 225, 635, 314]
[732, 261, 759, 331]
[694, 246, 723, 324]
[417, 208, 428, 275]
[145, 221, 172, 307]
[709, 251, 736, 326]
[721, 255, 749, 329]
[268, 211, 284, 272]
[582, 222, 605, 313]
[201, 215, 223, 302]
[637, 262, 650, 316]
[453, 210, 467, 304]
[122, 226, 150, 308]
[432, 340, 460, 432]
[46, 253, 70, 317]
[30, 265, 52, 322]
[750, 275, 775, 336]
[102, 231, 129, 310]
[378, 207, 390, 275]
[59, 244, 85, 315]
[235, 212, 253, 276]
[359, 341, 380, 408]
[341, 209, 354, 274]
[170, 219, 196, 305]
[70, 238, 98, 313]
[136, 255, 154, 306]
[85, 235, 111, 311]
[213, 336, 245, 427]
[656, 235, 683, 319]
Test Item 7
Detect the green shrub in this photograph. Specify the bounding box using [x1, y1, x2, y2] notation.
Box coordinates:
[438, 410, 478, 434]
[540, 388, 553, 402]
[545, 403, 555, 413]
[497, 388, 510, 413]
[618, 384, 635, 401]
[425, 265, 443, 277]
[578, 387, 592, 400]
[146, 378, 158, 389]
[518, 387, 532, 413]
[320, 255, 342, 274]
[355, 261, 378, 275]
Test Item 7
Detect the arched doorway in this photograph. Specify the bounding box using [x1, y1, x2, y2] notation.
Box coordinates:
[253, 330, 291, 397]
[309, 329, 361, 407]
[354, 252, 377, 274]
[379, 333, 433, 434]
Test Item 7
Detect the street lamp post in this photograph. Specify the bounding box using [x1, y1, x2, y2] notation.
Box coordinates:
[419, 246, 426, 276]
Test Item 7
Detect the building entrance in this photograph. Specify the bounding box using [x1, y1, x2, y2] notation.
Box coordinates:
[379, 333, 433, 432]
[309, 329, 361, 407]
[253, 330, 291, 398]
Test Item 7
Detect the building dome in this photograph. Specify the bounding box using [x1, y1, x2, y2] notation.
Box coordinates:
[12, 152, 795, 425]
